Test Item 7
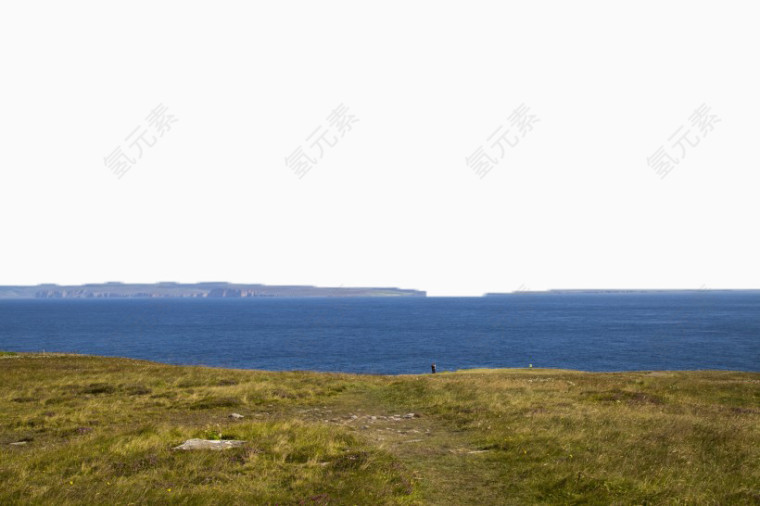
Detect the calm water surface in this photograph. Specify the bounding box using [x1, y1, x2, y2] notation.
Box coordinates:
[0, 293, 758, 373]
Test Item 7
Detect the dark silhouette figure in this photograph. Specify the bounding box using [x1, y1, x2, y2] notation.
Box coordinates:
[431, 363, 436, 374]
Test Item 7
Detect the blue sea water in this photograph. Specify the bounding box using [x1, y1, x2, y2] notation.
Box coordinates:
[0, 293, 758, 374]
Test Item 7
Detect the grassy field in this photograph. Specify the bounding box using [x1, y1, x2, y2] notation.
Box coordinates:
[1, 353, 759, 504]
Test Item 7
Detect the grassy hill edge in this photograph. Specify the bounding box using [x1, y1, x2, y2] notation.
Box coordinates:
[2, 353, 759, 504]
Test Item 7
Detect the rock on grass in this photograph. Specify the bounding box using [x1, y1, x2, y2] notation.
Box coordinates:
[173, 439, 247, 451]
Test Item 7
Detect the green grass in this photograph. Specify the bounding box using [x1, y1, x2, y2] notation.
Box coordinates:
[1, 353, 759, 504]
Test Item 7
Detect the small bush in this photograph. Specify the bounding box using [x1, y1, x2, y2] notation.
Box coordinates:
[78, 383, 117, 395]
[188, 396, 241, 410]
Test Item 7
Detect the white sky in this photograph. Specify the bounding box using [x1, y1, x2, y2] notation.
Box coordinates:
[1, 1, 758, 296]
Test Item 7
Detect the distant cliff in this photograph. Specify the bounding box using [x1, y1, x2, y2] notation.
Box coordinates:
[0, 282, 426, 299]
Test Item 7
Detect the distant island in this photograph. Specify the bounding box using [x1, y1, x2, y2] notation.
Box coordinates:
[484, 289, 760, 296]
[3, 285, 758, 299]
[0, 282, 426, 299]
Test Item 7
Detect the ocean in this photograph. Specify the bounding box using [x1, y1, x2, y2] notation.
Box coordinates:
[0, 292, 758, 373]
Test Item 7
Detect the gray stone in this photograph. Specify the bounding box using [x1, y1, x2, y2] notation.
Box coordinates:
[173, 439, 246, 451]
[228, 413, 245, 419]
